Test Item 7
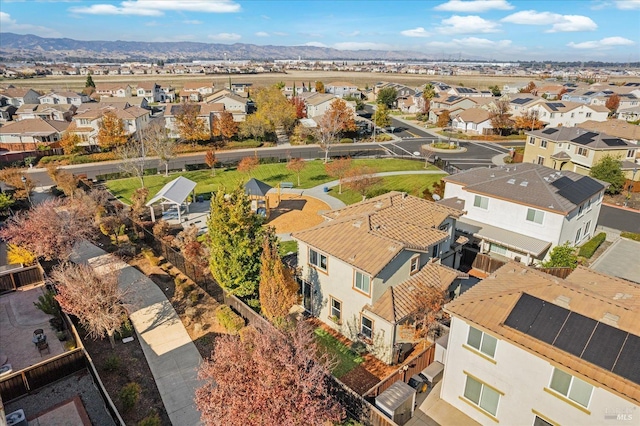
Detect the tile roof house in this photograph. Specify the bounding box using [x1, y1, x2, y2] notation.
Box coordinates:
[72, 105, 151, 146]
[38, 91, 90, 106]
[432, 262, 640, 425]
[162, 103, 225, 138]
[94, 83, 132, 98]
[292, 192, 468, 364]
[524, 127, 638, 181]
[443, 163, 607, 264]
[451, 108, 493, 135]
[0, 88, 41, 107]
[527, 101, 609, 127]
[15, 103, 77, 122]
[0, 118, 69, 151]
[325, 81, 360, 99]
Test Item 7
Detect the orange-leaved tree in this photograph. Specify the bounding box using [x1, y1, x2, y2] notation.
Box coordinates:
[238, 155, 259, 175]
[344, 165, 382, 201]
[59, 123, 82, 155]
[97, 110, 128, 149]
[212, 111, 238, 145]
[175, 103, 209, 143]
[324, 157, 353, 194]
[205, 150, 218, 176]
[605, 94, 620, 115]
[259, 233, 298, 324]
[286, 158, 306, 186]
[318, 99, 356, 163]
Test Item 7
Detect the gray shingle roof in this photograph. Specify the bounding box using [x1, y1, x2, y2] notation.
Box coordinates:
[528, 127, 634, 149]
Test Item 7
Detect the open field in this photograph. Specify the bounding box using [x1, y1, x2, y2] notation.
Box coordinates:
[3, 70, 629, 93]
[332, 174, 446, 205]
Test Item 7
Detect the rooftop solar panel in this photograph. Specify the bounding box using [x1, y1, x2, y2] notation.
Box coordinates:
[542, 128, 559, 135]
[572, 131, 599, 145]
[582, 323, 628, 370]
[511, 98, 530, 105]
[602, 138, 628, 147]
[613, 334, 640, 385]
[548, 104, 559, 111]
[552, 312, 597, 357]
[527, 302, 569, 344]
[504, 293, 543, 332]
[556, 176, 605, 206]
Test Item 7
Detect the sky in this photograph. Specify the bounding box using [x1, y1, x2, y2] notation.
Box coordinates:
[0, 0, 639, 61]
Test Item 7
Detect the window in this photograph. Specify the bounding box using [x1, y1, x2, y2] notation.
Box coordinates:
[432, 243, 440, 259]
[473, 195, 489, 210]
[550, 113, 555, 119]
[490, 244, 507, 256]
[571, 112, 575, 118]
[537, 156, 545, 165]
[534, 416, 553, 426]
[578, 204, 584, 216]
[526, 208, 545, 224]
[586, 112, 592, 118]
[576, 147, 587, 156]
[467, 326, 497, 358]
[575, 228, 582, 244]
[354, 271, 370, 295]
[528, 137, 536, 145]
[584, 221, 591, 238]
[361, 315, 373, 339]
[540, 140, 548, 148]
[627, 149, 637, 158]
[330, 297, 342, 321]
[549, 368, 593, 408]
[309, 249, 327, 271]
[464, 375, 500, 417]
[410, 256, 420, 274]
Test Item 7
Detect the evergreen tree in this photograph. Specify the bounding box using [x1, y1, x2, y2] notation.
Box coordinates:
[85, 74, 95, 88]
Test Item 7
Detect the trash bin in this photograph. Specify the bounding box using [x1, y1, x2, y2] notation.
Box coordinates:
[323, 186, 329, 193]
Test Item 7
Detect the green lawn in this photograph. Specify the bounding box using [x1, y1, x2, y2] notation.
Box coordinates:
[314, 327, 364, 378]
[106, 158, 434, 204]
[332, 173, 446, 205]
[278, 240, 298, 257]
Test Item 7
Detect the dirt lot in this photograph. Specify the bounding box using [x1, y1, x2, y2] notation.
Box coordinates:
[266, 193, 330, 233]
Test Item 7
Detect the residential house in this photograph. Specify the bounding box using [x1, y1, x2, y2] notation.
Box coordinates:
[282, 81, 310, 99]
[506, 94, 544, 117]
[305, 93, 355, 118]
[180, 82, 215, 102]
[94, 83, 132, 98]
[99, 96, 149, 110]
[524, 127, 638, 181]
[0, 88, 41, 106]
[292, 192, 467, 364]
[527, 101, 609, 127]
[162, 103, 224, 138]
[442, 163, 607, 264]
[617, 106, 640, 122]
[532, 84, 566, 100]
[434, 262, 640, 426]
[135, 82, 163, 103]
[229, 82, 252, 94]
[38, 91, 90, 106]
[0, 105, 18, 123]
[325, 81, 360, 98]
[72, 105, 151, 146]
[15, 104, 76, 122]
[446, 86, 492, 98]
[0, 118, 69, 150]
[206, 92, 247, 121]
[579, 119, 640, 145]
[451, 108, 493, 135]
[428, 95, 478, 123]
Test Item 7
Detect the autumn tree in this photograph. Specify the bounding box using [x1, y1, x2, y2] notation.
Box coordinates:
[238, 156, 259, 175]
[421, 145, 436, 168]
[343, 94, 364, 111]
[489, 99, 512, 136]
[59, 124, 82, 155]
[51, 262, 130, 348]
[206, 186, 264, 298]
[212, 111, 238, 144]
[590, 155, 626, 194]
[116, 140, 147, 188]
[175, 103, 209, 143]
[290, 96, 306, 119]
[286, 158, 306, 186]
[436, 110, 451, 128]
[46, 165, 80, 199]
[376, 86, 397, 108]
[205, 150, 218, 176]
[140, 120, 176, 177]
[317, 99, 356, 163]
[259, 234, 298, 324]
[421, 83, 436, 114]
[97, 110, 128, 149]
[252, 86, 297, 134]
[344, 166, 382, 201]
[239, 114, 270, 141]
[130, 187, 149, 223]
[315, 81, 325, 93]
[0, 198, 96, 261]
[514, 109, 544, 131]
[519, 81, 536, 93]
[0, 168, 35, 201]
[174, 224, 209, 272]
[195, 322, 344, 426]
[605, 94, 621, 115]
[324, 157, 353, 194]
[413, 285, 448, 340]
[422, 179, 446, 201]
[373, 103, 391, 128]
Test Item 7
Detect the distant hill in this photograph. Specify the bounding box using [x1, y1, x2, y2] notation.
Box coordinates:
[0, 33, 436, 62]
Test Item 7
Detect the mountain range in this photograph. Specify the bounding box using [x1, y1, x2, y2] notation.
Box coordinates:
[0, 33, 437, 62]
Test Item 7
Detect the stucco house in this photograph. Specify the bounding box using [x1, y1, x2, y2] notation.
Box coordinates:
[527, 101, 609, 127]
[451, 108, 493, 135]
[206, 92, 247, 121]
[0, 88, 41, 107]
[325, 81, 360, 98]
[38, 91, 90, 106]
[180, 82, 215, 102]
[0, 118, 68, 151]
[135, 82, 163, 103]
[72, 105, 151, 146]
[94, 83, 133, 98]
[292, 192, 468, 364]
[442, 163, 607, 264]
[431, 262, 640, 426]
[15, 104, 76, 122]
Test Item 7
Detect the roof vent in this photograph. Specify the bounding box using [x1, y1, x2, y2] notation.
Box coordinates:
[490, 174, 496, 178]
[388, 245, 397, 252]
[520, 181, 529, 187]
[507, 179, 516, 184]
[601, 312, 620, 327]
[353, 220, 362, 228]
[375, 202, 383, 209]
[613, 293, 632, 300]
[544, 177, 549, 182]
[506, 167, 510, 172]
[554, 295, 571, 308]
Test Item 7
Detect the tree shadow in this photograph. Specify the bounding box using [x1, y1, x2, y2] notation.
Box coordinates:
[310, 174, 329, 182]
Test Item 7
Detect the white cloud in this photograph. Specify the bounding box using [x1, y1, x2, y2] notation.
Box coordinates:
[183, 20, 202, 25]
[567, 36, 635, 49]
[0, 11, 62, 37]
[255, 31, 269, 37]
[401, 27, 430, 37]
[339, 30, 360, 37]
[208, 32, 241, 41]
[333, 42, 389, 50]
[427, 37, 512, 49]
[70, 0, 240, 16]
[438, 15, 499, 34]
[502, 10, 597, 32]
[615, 0, 640, 9]
[304, 41, 328, 47]
[434, 0, 514, 12]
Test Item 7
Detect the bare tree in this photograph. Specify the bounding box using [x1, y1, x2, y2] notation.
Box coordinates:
[344, 166, 382, 201]
[420, 145, 436, 168]
[52, 262, 130, 348]
[141, 120, 177, 177]
[116, 140, 148, 188]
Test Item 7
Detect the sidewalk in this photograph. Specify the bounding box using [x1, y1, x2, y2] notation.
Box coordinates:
[70, 241, 203, 426]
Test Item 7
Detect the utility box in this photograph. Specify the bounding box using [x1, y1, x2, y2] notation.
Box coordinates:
[375, 381, 416, 425]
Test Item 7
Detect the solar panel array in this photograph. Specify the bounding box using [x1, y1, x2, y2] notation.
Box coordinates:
[542, 128, 559, 135]
[511, 98, 530, 105]
[602, 138, 628, 147]
[457, 87, 476, 94]
[571, 131, 599, 145]
[552, 176, 604, 205]
[547, 102, 566, 111]
[504, 293, 640, 386]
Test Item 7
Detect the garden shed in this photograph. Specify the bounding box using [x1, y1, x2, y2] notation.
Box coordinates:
[146, 176, 197, 223]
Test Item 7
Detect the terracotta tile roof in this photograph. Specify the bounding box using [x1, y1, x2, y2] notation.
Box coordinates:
[2, 87, 34, 98]
[454, 108, 491, 124]
[368, 262, 460, 323]
[305, 93, 337, 106]
[198, 103, 224, 114]
[579, 119, 640, 141]
[445, 262, 640, 404]
[326, 81, 358, 88]
[135, 82, 159, 90]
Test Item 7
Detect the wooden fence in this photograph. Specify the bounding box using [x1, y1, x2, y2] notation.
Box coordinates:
[537, 267, 574, 279]
[0, 265, 45, 294]
[364, 343, 435, 398]
[471, 253, 507, 274]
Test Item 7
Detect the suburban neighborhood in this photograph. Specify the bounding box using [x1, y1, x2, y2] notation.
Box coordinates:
[1, 1, 639, 425]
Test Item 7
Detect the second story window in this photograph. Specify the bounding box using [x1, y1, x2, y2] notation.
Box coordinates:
[540, 140, 547, 148]
[526, 208, 544, 224]
[467, 326, 497, 358]
[548, 368, 593, 408]
[473, 195, 489, 210]
[410, 256, 420, 274]
[309, 249, 327, 271]
[627, 149, 636, 158]
[576, 147, 588, 157]
[354, 271, 371, 295]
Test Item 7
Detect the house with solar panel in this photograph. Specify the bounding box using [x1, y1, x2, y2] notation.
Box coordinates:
[291, 192, 469, 364]
[424, 262, 640, 426]
[526, 101, 609, 127]
[524, 127, 639, 182]
[442, 163, 607, 265]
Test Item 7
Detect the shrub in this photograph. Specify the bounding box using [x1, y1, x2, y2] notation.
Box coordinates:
[138, 414, 161, 426]
[34, 290, 61, 316]
[119, 316, 134, 339]
[104, 355, 121, 372]
[64, 339, 77, 350]
[141, 248, 159, 266]
[189, 291, 200, 305]
[350, 341, 368, 356]
[119, 382, 141, 411]
[621, 232, 640, 242]
[340, 138, 354, 144]
[578, 232, 606, 258]
[215, 305, 245, 334]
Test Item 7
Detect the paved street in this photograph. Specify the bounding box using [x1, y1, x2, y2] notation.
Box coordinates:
[590, 238, 640, 284]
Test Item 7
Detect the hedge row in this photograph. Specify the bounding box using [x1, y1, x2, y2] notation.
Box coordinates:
[578, 232, 606, 258]
[215, 305, 245, 334]
[621, 232, 640, 242]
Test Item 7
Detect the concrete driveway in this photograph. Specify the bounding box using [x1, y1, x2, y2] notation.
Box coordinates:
[590, 238, 640, 284]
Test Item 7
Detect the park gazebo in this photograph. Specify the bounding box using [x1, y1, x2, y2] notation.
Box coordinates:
[244, 178, 273, 218]
[146, 176, 197, 223]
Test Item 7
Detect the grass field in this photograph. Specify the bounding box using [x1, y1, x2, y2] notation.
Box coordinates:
[332, 173, 446, 205]
[106, 158, 434, 204]
[314, 327, 364, 379]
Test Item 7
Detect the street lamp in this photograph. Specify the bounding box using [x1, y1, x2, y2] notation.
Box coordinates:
[21, 175, 32, 206]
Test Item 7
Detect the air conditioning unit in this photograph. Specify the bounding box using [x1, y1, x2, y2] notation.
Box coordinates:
[6, 409, 28, 426]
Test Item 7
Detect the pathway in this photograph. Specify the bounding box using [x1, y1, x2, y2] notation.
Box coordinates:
[70, 241, 203, 426]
